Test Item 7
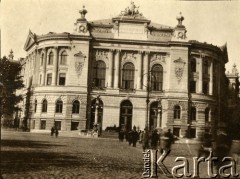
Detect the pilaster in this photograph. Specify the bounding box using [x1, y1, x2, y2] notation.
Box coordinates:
[143, 52, 149, 90]
[198, 57, 203, 93]
[42, 48, 47, 86]
[137, 51, 143, 90]
[114, 50, 120, 88]
[108, 49, 114, 88]
[52, 46, 58, 86]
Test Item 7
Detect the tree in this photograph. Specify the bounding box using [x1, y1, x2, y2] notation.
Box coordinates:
[0, 56, 24, 127]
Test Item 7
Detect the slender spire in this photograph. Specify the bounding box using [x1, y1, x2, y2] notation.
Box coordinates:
[8, 49, 14, 60]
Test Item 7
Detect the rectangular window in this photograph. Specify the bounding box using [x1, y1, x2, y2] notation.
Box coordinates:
[203, 81, 209, 95]
[190, 81, 196, 93]
[40, 120, 46, 130]
[173, 127, 180, 137]
[59, 73, 66, 86]
[189, 128, 196, 138]
[55, 121, 61, 130]
[47, 73, 52, 85]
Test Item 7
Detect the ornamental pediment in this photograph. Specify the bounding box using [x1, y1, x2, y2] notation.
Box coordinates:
[24, 30, 36, 51]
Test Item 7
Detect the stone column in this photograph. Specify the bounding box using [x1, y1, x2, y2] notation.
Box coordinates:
[108, 49, 114, 88]
[42, 48, 47, 86]
[209, 60, 213, 95]
[114, 50, 120, 88]
[52, 47, 58, 86]
[198, 57, 203, 93]
[143, 52, 149, 90]
[137, 51, 143, 90]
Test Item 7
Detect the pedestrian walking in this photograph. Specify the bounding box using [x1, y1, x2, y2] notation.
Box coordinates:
[151, 129, 159, 150]
[51, 126, 55, 136]
[161, 129, 174, 153]
[142, 128, 150, 151]
[128, 130, 133, 146]
[132, 126, 139, 147]
[118, 130, 124, 142]
[138, 130, 142, 144]
[197, 131, 212, 158]
[55, 128, 59, 137]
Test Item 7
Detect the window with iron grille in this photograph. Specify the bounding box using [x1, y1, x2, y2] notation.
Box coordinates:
[122, 62, 135, 90]
[151, 64, 163, 91]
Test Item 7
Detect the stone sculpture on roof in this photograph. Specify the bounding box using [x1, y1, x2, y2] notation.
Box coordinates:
[120, 1, 143, 17]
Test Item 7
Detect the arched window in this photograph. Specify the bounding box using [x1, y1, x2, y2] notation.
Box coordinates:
[93, 61, 106, 88]
[60, 51, 67, 65]
[205, 108, 210, 122]
[55, 100, 63, 113]
[122, 62, 135, 90]
[174, 105, 181, 119]
[72, 100, 80, 114]
[191, 58, 196, 72]
[34, 100, 37, 113]
[42, 99, 48, 113]
[151, 64, 163, 91]
[48, 51, 53, 65]
[190, 107, 196, 121]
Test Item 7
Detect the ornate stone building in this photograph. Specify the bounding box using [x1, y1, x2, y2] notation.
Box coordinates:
[18, 3, 229, 138]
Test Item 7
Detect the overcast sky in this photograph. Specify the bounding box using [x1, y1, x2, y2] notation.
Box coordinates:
[1, 0, 239, 72]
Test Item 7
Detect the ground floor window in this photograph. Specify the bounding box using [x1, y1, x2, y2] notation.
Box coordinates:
[32, 120, 35, 129]
[173, 127, 180, 137]
[189, 128, 196, 138]
[71, 121, 79, 130]
[55, 121, 61, 130]
[40, 120, 46, 129]
[119, 100, 133, 131]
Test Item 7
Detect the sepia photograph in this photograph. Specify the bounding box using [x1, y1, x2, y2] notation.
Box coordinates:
[0, 0, 240, 178]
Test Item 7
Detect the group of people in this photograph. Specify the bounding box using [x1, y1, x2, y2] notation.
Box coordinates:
[119, 126, 177, 152]
[51, 126, 59, 137]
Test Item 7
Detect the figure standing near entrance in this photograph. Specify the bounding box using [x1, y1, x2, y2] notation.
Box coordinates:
[55, 128, 59, 137]
[51, 126, 55, 136]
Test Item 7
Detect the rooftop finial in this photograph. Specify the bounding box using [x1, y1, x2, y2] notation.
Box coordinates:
[232, 63, 239, 76]
[176, 12, 184, 26]
[8, 49, 14, 60]
[79, 5, 87, 20]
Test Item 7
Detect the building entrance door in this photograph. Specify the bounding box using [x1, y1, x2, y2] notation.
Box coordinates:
[119, 100, 133, 132]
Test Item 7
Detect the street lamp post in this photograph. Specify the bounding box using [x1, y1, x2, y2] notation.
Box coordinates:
[0, 82, 5, 178]
[145, 73, 151, 131]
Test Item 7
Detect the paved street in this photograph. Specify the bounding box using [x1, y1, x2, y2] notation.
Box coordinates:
[1, 131, 240, 179]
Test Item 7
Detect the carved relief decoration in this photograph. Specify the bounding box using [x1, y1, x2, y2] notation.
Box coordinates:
[168, 101, 188, 110]
[92, 27, 112, 33]
[174, 57, 186, 81]
[150, 53, 166, 64]
[67, 95, 87, 104]
[122, 52, 136, 64]
[74, 51, 86, 76]
[95, 50, 108, 61]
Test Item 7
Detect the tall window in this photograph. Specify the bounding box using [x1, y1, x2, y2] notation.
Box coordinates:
[48, 51, 53, 65]
[72, 100, 80, 114]
[39, 74, 42, 85]
[203, 81, 209, 95]
[203, 60, 209, 74]
[191, 58, 196, 72]
[190, 107, 196, 121]
[41, 54, 44, 66]
[174, 105, 181, 119]
[190, 81, 196, 93]
[42, 99, 48, 112]
[205, 108, 210, 122]
[47, 73, 52, 85]
[59, 73, 66, 86]
[151, 64, 163, 91]
[122, 62, 135, 90]
[55, 100, 63, 113]
[60, 51, 67, 65]
[34, 100, 37, 113]
[93, 61, 106, 88]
